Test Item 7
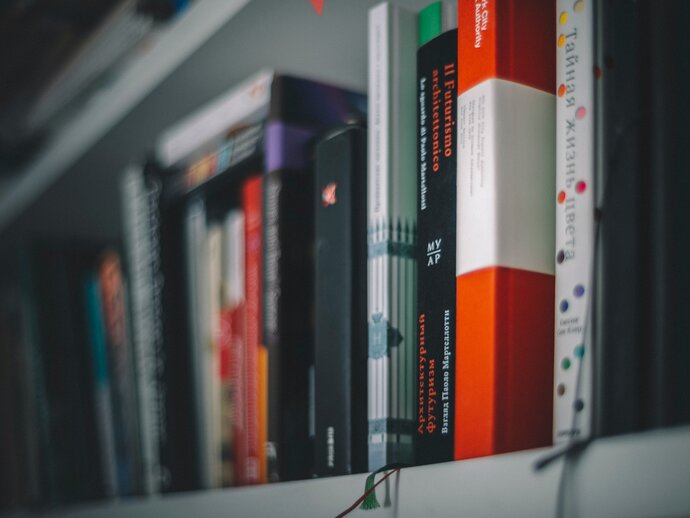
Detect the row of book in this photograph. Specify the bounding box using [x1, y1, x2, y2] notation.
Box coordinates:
[380, 0, 690, 470]
[0, 68, 371, 507]
[2, 0, 689, 509]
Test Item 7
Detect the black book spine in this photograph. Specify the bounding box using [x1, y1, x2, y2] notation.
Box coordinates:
[643, 1, 690, 427]
[30, 247, 104, 503]
[593, 0, 690, 437]
[593, 0, 646, 437]
[263, 167, 314, 482]
[157, 172, 200, 492]
[19, 253, 55, 505]
[314, 125, 368, 477]
[415, 29, 457, 464]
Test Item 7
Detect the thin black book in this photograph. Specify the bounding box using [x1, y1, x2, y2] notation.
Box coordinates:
[263, 164, 314, 482]
[314, 124, 368, 477]
[416, 25, 458, 464]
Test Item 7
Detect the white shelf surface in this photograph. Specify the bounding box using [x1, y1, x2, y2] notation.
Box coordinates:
[0, 0, 251, 233]
[50, 426, 690, 518]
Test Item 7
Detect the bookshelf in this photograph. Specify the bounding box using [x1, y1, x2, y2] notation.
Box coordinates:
[1, 1, 688, 517]
[49, 426, 690, 517]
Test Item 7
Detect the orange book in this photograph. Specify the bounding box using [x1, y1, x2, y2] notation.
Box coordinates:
[257, 345, 268, 483]
[455, 0, 556, 460]
[98, 251, 140, 493]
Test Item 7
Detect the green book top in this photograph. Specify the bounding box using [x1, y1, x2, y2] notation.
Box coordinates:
[419, 1, 442, 46]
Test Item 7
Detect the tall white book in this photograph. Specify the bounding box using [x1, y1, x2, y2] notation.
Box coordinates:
[367, 1, 418, 471]
[184, 198, 223, 488]
[554, 0, 595, 443]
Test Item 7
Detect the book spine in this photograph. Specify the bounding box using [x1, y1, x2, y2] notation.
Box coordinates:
[641, 2, 690, 427]
[228, 302, 245, 485]
[207, 224, 223, 487]
[1, 288, 40, 506]
[217, 302, 238, 486]
[6, 285, 41, 506]
[262, 122, 316, 482]
[121, 165, 163, 493]
[30, 249, 104, 502]
[416, 27, 457, 465]
[554, 0, 594, 443]
[98, 252, 141, 495]
[84, 275, 118, 498]
[367, 2, 418, 471]
[19, 255, 54, 504]
[184, 197, 210, 489]
[591, 0, 648, 437]
[240, 176, 263, 485]
[220, 209, 245, 486]
[314, 125, 368, 477]
[0, 296, 24, 508]
[455, 0, 556, 460]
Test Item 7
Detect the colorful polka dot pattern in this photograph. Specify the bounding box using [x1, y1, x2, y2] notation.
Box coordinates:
[555, 1, 593, 436]
[557, 1, 591, 215]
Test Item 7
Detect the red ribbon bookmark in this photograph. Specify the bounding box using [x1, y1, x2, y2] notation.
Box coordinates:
[309, 0, 324, 15]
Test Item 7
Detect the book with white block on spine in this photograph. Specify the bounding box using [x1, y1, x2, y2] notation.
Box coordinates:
[367, 1, 418, 471]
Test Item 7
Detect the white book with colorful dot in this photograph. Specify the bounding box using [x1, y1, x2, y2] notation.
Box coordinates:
[554, 0, 594, 444]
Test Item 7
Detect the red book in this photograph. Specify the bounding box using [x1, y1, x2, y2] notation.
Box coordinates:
[219, 209, 246, 486]
[239, 175, 264, 485]
[455, 0, 556, 460]
[220, 301, 246, 486]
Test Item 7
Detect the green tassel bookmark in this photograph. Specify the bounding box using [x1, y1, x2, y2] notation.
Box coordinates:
[336, 463, 410, 517]
[359, 472, 381, 510]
